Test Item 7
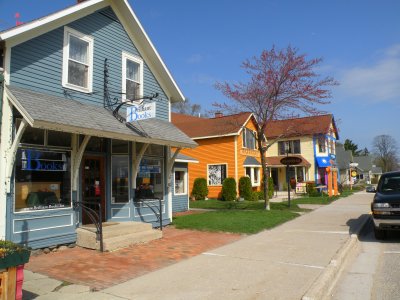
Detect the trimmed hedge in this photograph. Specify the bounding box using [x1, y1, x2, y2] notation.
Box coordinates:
[222, 177, 237, 201]
[239, 176, 252, 200]
[192, 178, 208, 200]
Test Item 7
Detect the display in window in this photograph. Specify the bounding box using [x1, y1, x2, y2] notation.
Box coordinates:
[15, 149, 71, 212]
[135, 158, 163, 200]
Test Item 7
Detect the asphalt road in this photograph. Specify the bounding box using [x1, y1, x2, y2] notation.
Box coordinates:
[332, 217, 400, 300]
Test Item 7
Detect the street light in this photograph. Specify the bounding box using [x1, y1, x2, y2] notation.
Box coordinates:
[285, 142, 291, 207]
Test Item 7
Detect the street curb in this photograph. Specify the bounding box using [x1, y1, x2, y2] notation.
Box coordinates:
[301, 214, 370, 300]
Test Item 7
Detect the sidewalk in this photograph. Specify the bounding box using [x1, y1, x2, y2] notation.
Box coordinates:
[23, 192, 373, 299]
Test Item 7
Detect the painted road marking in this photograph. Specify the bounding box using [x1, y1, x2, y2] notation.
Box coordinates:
[277, 261, 325, 269]
[202, 252, 226, 257]
[383, 251, 400, 254]
[286, 230, 349, 235]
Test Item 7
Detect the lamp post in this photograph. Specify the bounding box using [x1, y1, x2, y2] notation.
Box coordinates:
[285, 142, 291, 207]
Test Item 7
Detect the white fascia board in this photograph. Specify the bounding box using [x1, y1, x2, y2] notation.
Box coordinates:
[192, 133, 238, 140]
[112, 0, 185, 103]
[237, 113, 256, 135]
[175, 159, 199, 164]
[0, 0, 107, 47]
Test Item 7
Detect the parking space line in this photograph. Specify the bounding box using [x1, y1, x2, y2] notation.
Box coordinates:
[276, 261, 325, 269]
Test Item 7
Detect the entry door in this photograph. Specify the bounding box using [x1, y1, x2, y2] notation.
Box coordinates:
[82, 157, 106, 224]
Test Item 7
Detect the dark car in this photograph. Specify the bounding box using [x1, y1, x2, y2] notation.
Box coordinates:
[371, 171, 400, 239]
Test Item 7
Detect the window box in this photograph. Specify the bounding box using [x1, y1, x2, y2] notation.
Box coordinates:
[0, 241, 30, 270]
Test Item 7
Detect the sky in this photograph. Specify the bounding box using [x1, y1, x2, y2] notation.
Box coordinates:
[0, 0, 399, 152]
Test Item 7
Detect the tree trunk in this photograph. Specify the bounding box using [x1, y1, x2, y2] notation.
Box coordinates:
[257, 131, 270, 210]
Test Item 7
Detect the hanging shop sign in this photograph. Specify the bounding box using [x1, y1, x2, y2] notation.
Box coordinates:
[20, 149, 67, 172]
[280, 156, 303, 165]
[126, 102, 156, 122]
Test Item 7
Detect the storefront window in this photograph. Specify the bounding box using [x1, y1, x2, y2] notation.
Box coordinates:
[111, 156, 129, 203]
[135, 158, 164, 200]
[15, 148, 71, 212]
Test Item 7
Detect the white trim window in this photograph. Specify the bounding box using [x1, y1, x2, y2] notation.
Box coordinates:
[208, 164, 227, 186]
[174, 168, 187, 195]
[122, 52, 144, 102]
[62, 26, 93, 93]
[245, 167, 260, 187]
[242, 128, 256, 149]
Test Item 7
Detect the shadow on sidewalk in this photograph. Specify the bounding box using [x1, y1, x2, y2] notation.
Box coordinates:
[346, 214, 370, 235]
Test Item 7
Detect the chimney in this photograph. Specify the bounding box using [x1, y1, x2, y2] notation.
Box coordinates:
[214, 112, 223, 118]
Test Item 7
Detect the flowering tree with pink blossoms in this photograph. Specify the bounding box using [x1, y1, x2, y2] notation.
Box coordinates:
[215, 45, 338, 210]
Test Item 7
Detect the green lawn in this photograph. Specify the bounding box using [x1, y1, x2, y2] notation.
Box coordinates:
[173, 210, 299, 234]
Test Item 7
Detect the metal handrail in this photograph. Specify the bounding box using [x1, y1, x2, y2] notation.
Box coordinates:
[73, 201, 104, 252]
[134, 198, 164, 230]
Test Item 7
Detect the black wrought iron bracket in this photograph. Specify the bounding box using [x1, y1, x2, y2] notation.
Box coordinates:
[103, 58, 159, 123]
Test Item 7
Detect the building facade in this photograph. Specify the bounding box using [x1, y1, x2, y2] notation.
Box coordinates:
[0, 0, 196, 248]
[172, 112, 262, 199]
[265, 115, 339, 191]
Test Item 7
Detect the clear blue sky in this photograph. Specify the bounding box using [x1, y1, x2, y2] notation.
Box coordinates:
[1, 0, 399, 152]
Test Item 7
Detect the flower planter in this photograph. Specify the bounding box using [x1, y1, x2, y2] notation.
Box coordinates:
[0, 249, 30, 270]
[0, 241, 30, 299]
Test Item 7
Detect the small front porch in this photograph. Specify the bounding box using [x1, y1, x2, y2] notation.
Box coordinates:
[76, 221, 162, 252]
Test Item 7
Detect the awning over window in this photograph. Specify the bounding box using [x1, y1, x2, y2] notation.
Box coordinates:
[316, 157, 331, 167]
[6, 85, 197, 148]
[243, 156, 261, 167]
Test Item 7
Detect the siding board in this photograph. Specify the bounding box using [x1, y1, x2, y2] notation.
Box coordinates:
[10, 6, 169, 120]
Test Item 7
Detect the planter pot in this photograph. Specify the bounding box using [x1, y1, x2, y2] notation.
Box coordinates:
[0, 249, 30, 270]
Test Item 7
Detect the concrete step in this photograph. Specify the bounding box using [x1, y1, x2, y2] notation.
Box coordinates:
[80, 221, 153, 239]
[103, 230, 162, 252]
[76, 222, 162, 251]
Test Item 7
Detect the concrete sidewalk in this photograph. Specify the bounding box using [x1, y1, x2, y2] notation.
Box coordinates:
[23, 192, 373, 300]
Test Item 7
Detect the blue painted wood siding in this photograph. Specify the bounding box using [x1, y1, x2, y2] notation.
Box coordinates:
[172, 162, 189, 212]
[9, 7, 169, 120]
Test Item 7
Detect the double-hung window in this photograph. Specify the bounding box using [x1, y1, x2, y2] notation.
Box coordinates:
[208, 164, 227, 186]
[243, 128, 256, 149]
[278, 140, 301, 155]
[122, 52, 143, 102]
[62, 27, 93, 93]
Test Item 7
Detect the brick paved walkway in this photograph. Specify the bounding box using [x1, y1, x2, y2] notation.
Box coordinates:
[26, 227, 242, 290]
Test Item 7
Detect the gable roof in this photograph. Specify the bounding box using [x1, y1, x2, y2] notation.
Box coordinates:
[335, 143, 354, 170]
[265, 114, 339, 140]
[171, 112, 254, 140]
[353, 156, 373, 172]
[0, 0, 184, 102]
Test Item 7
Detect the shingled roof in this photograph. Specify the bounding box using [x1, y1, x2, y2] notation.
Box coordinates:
[265, 114, 338, 139]
[171, 112, 253, 139]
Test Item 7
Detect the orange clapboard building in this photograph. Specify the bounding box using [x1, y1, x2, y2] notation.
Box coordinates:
[172, 112, 262, 199]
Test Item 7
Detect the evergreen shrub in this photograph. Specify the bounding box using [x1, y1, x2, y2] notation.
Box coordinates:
[239, 176, 252, 200]
[191, 178, 208, 200]
[222, 177, 237, 201]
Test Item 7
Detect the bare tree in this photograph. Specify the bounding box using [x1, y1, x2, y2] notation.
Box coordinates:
[215, 45, 337, 210]
[172, 98, 202, 116]
[372, 134, 399, 172]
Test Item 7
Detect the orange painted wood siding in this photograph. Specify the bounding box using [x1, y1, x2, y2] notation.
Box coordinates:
[180, 136, 236, 199]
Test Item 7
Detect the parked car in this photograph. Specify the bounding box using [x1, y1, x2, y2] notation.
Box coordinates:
[371, 171, 400, 239]
[366, 185, 376, 193]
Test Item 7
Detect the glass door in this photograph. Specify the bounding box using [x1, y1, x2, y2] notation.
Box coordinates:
[82, 156, 105, 224]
